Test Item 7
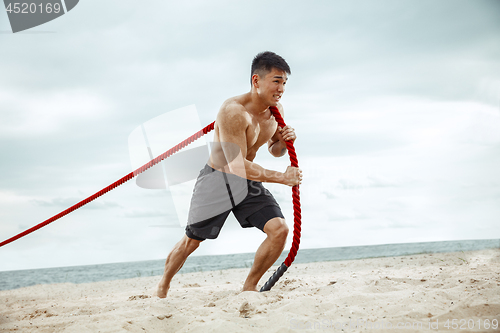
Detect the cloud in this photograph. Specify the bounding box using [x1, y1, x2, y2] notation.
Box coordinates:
[321, 191, 337, 200]
[336, 174, 399, 191]
[121, 208, 172, 219]
[31, 197, 121, 210]
[0, 190, 31, 204]
[0, 89, 111, 138]
[326, 210, 371, 222]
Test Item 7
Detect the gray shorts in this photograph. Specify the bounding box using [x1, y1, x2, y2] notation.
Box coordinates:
[185, 164, 284, 241]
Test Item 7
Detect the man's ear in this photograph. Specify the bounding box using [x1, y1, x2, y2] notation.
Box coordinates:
[251, 74, 260, 88]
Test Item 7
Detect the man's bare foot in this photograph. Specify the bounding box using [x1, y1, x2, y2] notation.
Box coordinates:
[241, 284, 259, 292]
[155, 283, 169, 298]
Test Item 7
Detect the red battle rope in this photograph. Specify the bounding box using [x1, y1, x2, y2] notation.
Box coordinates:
[0, 108, 302, 292]
[0, 122, 215, 248]
[260, 106, 301, 291]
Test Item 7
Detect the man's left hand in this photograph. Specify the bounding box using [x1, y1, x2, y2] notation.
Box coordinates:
[279, 125, 296, 143]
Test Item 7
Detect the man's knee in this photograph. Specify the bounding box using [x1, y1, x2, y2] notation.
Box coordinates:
[264, 217, 288, 241]
[181, 235, 202, 253]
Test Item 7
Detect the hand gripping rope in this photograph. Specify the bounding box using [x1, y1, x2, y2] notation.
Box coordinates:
[0, 107, 301, 292]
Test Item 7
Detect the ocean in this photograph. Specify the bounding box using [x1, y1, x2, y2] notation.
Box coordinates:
[0, 238, 498, 291]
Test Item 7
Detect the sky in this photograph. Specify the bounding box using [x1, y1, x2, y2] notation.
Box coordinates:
[0, 0, 499, 271]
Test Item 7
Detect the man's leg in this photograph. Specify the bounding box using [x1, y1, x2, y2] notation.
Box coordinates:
[242, 217, 289, 291]
[156, 235, 203, 298]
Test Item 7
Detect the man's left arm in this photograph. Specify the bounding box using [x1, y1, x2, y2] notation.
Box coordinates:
[268, 105, 297, 157]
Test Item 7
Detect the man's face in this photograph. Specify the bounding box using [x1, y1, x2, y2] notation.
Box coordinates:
[256, 68, 288, 106]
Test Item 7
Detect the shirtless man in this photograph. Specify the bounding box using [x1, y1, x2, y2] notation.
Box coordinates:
[156, 51, 302, 298]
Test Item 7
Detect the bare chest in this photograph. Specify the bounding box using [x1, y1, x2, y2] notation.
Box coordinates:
[246, 117, 277, 160]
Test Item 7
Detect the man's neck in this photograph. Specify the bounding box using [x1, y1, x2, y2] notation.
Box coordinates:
[245, 90, 270, 117]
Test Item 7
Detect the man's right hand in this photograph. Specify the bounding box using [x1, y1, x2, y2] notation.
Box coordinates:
[283, 166, 302, 186]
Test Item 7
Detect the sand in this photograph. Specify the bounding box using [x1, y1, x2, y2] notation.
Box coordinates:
[1, 249, 499, 332]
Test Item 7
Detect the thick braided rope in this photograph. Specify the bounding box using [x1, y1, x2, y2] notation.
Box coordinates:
[0, 122, 215, 248]
[259, 107, 302, 292]
[269, 106, 302, 267]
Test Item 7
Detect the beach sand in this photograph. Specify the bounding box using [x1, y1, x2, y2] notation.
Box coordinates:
[1, 249, 499, 332]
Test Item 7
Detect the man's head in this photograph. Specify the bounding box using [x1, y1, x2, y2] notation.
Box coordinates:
[251, 51, 291, 84]
[251, 52, 291, 106]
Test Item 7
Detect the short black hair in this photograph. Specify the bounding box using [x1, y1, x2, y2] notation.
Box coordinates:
[251, 51, 291, 83]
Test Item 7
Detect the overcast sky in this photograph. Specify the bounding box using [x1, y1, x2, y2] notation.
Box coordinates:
[1, 0, 499, 271]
